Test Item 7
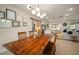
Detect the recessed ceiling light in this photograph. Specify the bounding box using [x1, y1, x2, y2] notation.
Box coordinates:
[32, 10, 36, 15]
[69, 8, 73, 11]
[36, 7, 40, 12]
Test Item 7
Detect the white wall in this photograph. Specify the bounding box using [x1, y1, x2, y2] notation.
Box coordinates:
[0, 5, 33, 52]
[0, 4, 48, 53]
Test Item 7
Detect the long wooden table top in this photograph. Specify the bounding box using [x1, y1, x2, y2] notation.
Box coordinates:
[3, 35, 50, 55]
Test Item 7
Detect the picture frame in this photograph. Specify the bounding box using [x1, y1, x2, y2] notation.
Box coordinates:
[12, 21, 20, 27]
[6, 9, 16, 20]
[23, 22, 27, 26]
[41, 25, 46, 30]
[0, 11, 5, 19]
[63, 22, 67, 26]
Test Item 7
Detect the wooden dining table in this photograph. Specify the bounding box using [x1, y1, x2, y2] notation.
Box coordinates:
[3, 35, 50, 55]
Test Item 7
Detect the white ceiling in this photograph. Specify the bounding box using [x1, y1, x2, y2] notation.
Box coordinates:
[11, 4, 79, 23]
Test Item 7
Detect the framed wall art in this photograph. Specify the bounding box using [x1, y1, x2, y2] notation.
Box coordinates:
[23, 22, 27, 26]
[0, 11, 5, 19]
[12, 21, 20, 27]
[6, 9, 16, 20]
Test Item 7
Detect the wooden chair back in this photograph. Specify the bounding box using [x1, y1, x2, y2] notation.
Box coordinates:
[29, 31, 34, 38]
[18, 32, 27, 40]
[50, 34, 57, 44]
[43, 34, 57, 55]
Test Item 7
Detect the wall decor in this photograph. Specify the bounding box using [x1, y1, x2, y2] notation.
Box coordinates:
[0, 11, 5, 19]
[41, 25, 46, 30]
[23, 22, 27, 26]
[12, 21, 20, 27]
[6, 9, 16, 20]
[63, 22, 67, 26]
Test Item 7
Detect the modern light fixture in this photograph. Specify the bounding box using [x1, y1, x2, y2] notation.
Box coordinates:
[27, 4, 31, 9]
[36, 12, 40, 17]
[36, 7, 40, 12]
[43, 13, 46, 16]
[40, 15, 44, 18]
[32, 10, 36, 15]
[27, 4, 48, 19]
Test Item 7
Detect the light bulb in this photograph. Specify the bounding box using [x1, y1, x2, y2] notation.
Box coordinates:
[36, 12, 40, 17]
[36, 7, 40, 12]
[43, 13, 46, 16]
[27, 4, 31, 9]
[40, 15, 44, 18]
[32, 10, 36, 15]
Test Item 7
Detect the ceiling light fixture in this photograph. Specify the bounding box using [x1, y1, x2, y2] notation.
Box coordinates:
[36, 12, 40, 17]
[40, 15, 44, 18]
[36, 7, 40, 12]
[32, 10, 36, 15]
[43, 13, 46, 16]
[69, 8, 73, 11]
[27, 4, 31, 9]
[27, 4, 48, 19]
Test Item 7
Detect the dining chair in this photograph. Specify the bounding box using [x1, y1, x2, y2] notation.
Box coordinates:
[18, 32, 27, 48]
[43, 34, 57, 55]
[18, 32, 27, 40]
[29, 31, 34, 38]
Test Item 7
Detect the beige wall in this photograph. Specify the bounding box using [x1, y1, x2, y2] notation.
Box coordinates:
[0, 4, 33, 52]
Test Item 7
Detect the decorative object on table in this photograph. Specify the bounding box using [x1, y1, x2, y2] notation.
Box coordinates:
[12, 21, 20, 27]
[23, 22, 27, 26]
[63, 22, 67, 26]
[0, 11, 5, 19]
[6, 9, 16, 20]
